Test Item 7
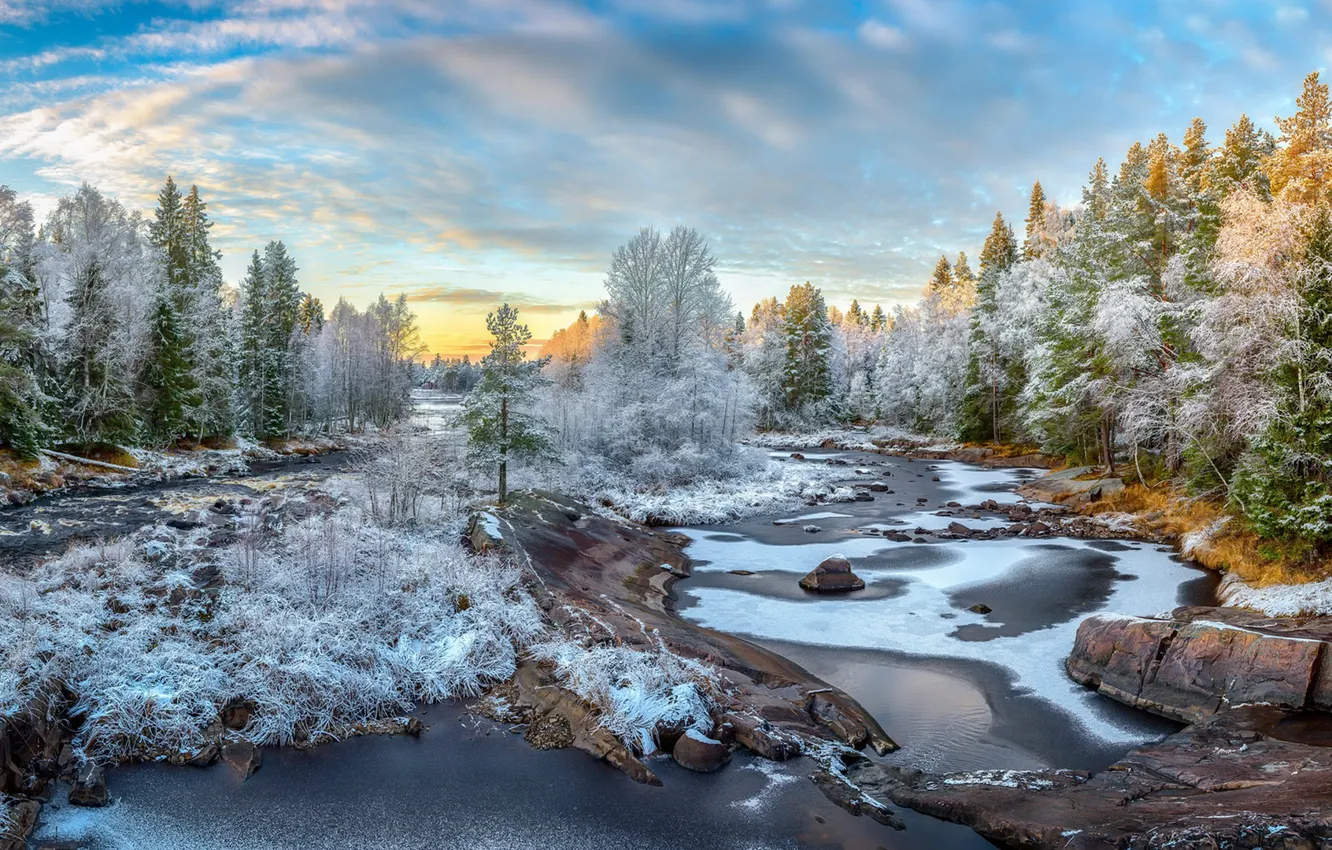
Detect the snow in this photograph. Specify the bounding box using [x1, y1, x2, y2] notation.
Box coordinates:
[773, 511, 852, 524]
[677, 533, 1209, 746]
[1218, 573, 1332, 617]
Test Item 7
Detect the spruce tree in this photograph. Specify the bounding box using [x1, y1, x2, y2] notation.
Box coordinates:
[1211, 114, 1273, 198]
[781, 282, 835, 416]
[460, 304, 554, 504]
[182, 184, 233, 442]
[237, 251, 273, 438]
[961, 212, 1019, 442]
[870, 304, 887, 331]
[928, 255, 954, 293]
[140, 176, 199, 444]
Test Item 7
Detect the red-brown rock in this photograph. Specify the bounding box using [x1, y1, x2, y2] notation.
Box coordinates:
[798, 556, 865, 593]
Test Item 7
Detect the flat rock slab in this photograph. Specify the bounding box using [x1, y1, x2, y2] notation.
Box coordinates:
[1067, 606, 1332, 723]
[843, 707, 1332, 849]
[1016, 467, 1124, 504]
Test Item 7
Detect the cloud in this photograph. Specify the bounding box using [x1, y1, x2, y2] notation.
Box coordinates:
[2, 0, 1332, 336]
[402, 285, 590, 315]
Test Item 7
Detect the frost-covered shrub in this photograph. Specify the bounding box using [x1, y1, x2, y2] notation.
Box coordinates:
[533, 637, 717, 754]
[0, 507, 547, 761]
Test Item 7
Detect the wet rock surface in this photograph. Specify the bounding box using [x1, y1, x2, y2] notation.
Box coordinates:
[481, 490, 898, 780]
[842, 706, 1332, 849]
[1067, 606, 1332, 723]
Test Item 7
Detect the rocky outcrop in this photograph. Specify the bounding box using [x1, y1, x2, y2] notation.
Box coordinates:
[1066, 607, 1332, 723]
[1016, 466, 1124, 505]
[840, 706, 1332, 849]
[798, 555, 865, 592]
[486, 491, 897, 776]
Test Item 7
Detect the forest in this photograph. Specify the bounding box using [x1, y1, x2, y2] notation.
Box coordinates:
[0, 178, 421, 456]
[502, 70, 1332, 566]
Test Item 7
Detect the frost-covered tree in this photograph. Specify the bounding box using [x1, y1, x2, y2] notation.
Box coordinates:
[961, 211, 1018, 442]
[42, 185, 151, 446]
[1231, 205, 1332, 549]
[1266, 71, 1332, 206]
[0, 187, 44, 455]
[782, 282, 836, 418]
[461, 304, 554, 504]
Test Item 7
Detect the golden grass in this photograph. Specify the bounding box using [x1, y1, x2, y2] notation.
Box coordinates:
[1082, 484, 1330, 587]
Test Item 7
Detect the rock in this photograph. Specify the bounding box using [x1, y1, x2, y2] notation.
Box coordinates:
[946, 522, 972, 536]
[789, 452, 805, 460]
[967, 603, 992, 615]
[221, 740, 262, 779]
[672, 729, 730, 773]
[868, 482, 889, 492]
[525, 712, 573, 749]
[728, 569, 756, 576]
[220, 698, 255, 731]
[946, 501, 961, 508]
[1026, 520, 1051, 535]
[853, 492, 874, 502]
[799, 556, 866, 593]
[721, 712, 798, 761]
[1066, 607, 1332, 723]
[67, 762, 107, 807]
[802, 524, 822, 533]
[405, 717, 424, 737]
[839, 707, 1332, 850]
[1017, 467, 1125, 505]
[465, 511, 504, 553]
[0, 798, 39, 850]
[931, 475, 941, 482]
[186, 741, 219, 767]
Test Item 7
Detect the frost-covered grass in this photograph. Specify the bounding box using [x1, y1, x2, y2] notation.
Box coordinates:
[554, 450, 860, 525]
[533, 635, 717, 754]
[1219, 572, 1332, 617]
[0, 506, 545, 761]
[0, 794, 13, 831]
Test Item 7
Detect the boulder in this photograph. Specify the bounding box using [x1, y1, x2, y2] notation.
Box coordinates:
[1066, 607, 1332, 723]
[868, 482, 890, 492]
[946, 522, 973, 536]
[465, 511, 504, 553]
[798, 556, 866, 593]
[672, 729, 730, 773]
[221, 740, 262, 779]
[967, 603, 992, 615]
[67, 762, 107, 807]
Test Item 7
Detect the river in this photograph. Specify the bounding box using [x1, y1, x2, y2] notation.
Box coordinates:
[24, 444, 1215, 849]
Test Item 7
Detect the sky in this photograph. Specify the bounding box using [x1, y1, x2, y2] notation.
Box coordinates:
[0, 0, 1327, 356]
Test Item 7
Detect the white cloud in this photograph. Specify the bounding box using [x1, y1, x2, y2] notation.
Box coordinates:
[858, 19, 909, 50]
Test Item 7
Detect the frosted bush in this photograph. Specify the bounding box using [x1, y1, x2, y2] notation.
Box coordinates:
[533, 636, 717, 754]
[0, 507, 549, 761]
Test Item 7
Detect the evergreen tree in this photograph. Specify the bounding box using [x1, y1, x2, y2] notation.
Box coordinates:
[236, 250, 274, 438]
[1267, 71, 1332, 205]
[870, 304, 887, 331]
[182, 184, 233, 442]
[460, 304, 554, 504]
[263, 240, 302, 436]
[847, 299, 867, 327]
[140, 176, 199, 444]
[961, 212, 1019, 442]
[928, 255, 953, 293]
[782, 282, 835, 415]
[952, 251, 975, 288]
[1210, 114, 1273, 198]
[0, 189, 44, 455]
[1023, 181, 1049, 259]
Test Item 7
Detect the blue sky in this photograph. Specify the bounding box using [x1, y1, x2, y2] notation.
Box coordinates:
[0, 0, 1325, 354]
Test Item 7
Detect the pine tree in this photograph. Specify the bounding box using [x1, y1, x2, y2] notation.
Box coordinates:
[847, 299, 867, 326]
[1023, 181, 1048, 259]
[928, 255, 953, 293]
[952, 251, 975, 288]
[461, 304, 554, 504]
[0, 189, 44, 456]
[263, 240, 302, 436]
[870, 304, 887, 331]
[1210, 114, 1273, 198]
[782, 282, 835, 415]
[1268, 71, 1332, 205]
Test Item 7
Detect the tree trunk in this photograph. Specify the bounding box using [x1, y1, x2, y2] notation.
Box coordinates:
[499, 395, 509, 505]
[1099, 413, 1115, 476]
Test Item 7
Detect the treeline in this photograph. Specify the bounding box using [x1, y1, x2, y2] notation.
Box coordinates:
[0, 178, 421, 456]
[417, 355, 480, 393]
[874, 70, 1332, 554]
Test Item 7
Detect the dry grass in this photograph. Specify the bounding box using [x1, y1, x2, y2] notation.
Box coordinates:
[961, 441, 1048, 459]
[1082, 484, 1328, 587]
